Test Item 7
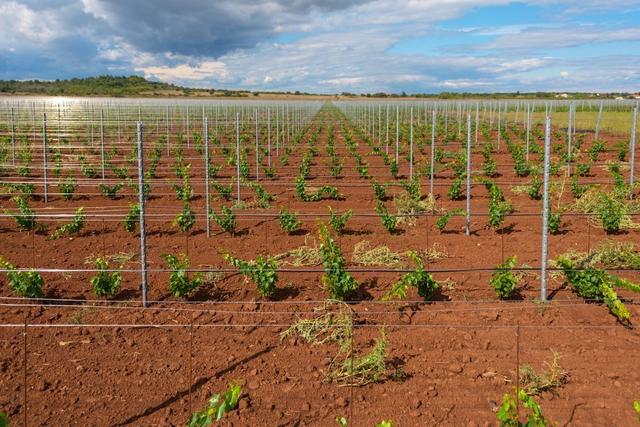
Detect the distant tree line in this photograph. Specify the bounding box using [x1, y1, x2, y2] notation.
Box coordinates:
[0, 75, 634, 99]
[341, 91, 636, 99]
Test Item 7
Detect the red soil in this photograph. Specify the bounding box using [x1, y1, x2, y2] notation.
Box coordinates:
[0, 105, 639, 426]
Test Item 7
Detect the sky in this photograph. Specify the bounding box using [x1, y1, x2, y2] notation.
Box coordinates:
[1, 0, 639, 94]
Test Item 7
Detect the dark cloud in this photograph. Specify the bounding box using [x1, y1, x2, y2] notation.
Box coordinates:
[82, 0, 370, 57]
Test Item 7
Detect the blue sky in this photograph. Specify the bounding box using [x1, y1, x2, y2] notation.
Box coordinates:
[1, 0, 639, 93]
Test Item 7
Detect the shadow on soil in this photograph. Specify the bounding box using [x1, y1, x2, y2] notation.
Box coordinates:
[114, 345, 276, 426]
[342, 228, 372, 236]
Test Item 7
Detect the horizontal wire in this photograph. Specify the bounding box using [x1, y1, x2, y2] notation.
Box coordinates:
[1, 294, 634, 306]
[0, 299, 637, 315]
[1, 266, 639, 274]
[0, 322, 633, 329]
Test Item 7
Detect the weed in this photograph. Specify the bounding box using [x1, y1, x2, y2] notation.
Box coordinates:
[419, 243, 449, 262]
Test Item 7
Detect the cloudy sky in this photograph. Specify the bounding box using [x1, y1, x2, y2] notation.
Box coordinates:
[1, 0, 639, 93]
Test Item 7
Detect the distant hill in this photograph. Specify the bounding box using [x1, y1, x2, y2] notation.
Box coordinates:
[0, 75, 190, 96]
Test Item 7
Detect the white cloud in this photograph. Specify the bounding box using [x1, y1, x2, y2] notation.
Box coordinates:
[319, 77, 365, 86]
[482, 25, 640, 50]
[136, 60, 230, 82]
[0, 1, 65, 45]
[441, 79, 492, 88]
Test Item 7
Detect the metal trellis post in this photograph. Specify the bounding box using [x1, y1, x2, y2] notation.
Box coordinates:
[630, 105, 638, 195]
[236, 112, 241, 203]
[204, 117, 211, 237]
[42, 113, 48, 203]
[136, 121, 148, 307]
[540, 116, 552, 301]
[466, 112, 471, 237]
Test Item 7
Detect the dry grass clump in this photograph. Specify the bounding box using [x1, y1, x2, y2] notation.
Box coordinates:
[351, 241, 449, 267]
[352, 241, 405, 267]
[275, 236, 322, 266]
[418, 243, 448, 262]
[573, 187, 640, 230]
[519, 351, 569, 396]
[393, 192, 441, 226]
[84, 252, 136, 267]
